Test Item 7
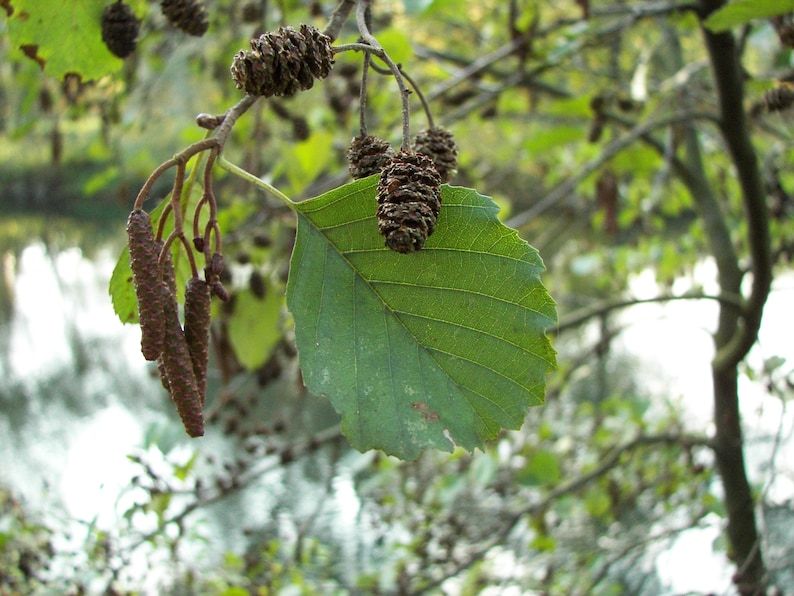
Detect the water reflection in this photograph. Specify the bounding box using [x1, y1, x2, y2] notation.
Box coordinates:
[0, 219, 365, 591]
[0, 232, 161, 515]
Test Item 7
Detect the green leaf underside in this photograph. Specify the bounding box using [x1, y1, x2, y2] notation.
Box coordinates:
[287, 177, 557, 460]
[6, 0, 123, 80]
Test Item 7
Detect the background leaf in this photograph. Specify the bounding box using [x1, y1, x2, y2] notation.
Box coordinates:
[286, 177, 557, 460]
[703, 0, 794, 32]
[5, 0, 126, 80]
[226, 287, 283, 370]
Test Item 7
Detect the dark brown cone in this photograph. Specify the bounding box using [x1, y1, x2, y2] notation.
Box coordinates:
[127, 210, 165, 361]
[101, 1, 140, 59]
[160, 0, 209, 37]
[292, 116, 311, 141]
[230, 24, 334, 97]
[160, 281, 205, 438]
[183, 277, 211, 407]
[249, 270, 266, 299]
[413, 126, 459, 183]
[299, 24, 334, 80]
[376, 151, 442, 253]
[347, 135, 395, 179]
[764, 85, 794, 112]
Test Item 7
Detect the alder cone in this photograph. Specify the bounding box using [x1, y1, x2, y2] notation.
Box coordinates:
[127, 210, 165, 361]
[160, 0, 209, 37]
[101, 1, 140, 58]
[347, 135, 395, 179]
[376, 151, 442, 253]
[765, 85, 794, 112]
[413, 126, 459, 183]
[230, 24, 334, 97]
[183, 277, 211, 406]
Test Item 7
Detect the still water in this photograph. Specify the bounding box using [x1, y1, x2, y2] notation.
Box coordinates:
[1, 238, 162, 508]
[0, 227, 368, 592]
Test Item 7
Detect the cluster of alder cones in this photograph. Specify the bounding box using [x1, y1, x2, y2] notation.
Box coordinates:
[229, 24, 459, 253]
[347, 129, 458, 253]
[101, 0, 209, 59]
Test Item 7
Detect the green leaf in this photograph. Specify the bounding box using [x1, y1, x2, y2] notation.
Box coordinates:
[227, 287, 283, 370]
[529, 534, 557, 552]
[286, 177, 557, 460]
[703, 0, 794, 32]
[517, 450, 562, 486]
[400, 0, 434, 15]
[5, 0, 128, 80]
[109, 245, 138, 324]
[375, 28, 414, 65]
[282, 130, 335, 194]
[584, 486, 611, 518]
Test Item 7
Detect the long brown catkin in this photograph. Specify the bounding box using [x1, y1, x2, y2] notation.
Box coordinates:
[155, 242, 177, 391]
[126, 209, 165, 361]
[183, 277, 211, 407]
[160, 280, 205, 438]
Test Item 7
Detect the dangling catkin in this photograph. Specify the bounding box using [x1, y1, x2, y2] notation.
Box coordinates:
[160, 281, 205, 437]
[183, 277, 211, 406]
[127, 209, 165, 361]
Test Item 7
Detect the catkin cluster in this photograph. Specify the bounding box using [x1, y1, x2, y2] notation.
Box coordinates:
[126, 209, 213, 437]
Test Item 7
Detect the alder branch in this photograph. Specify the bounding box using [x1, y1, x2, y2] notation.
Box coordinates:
[355, 0, 413, 150]
[584, 510, 712, 593]
[555, 291, 743, 334]
[323, 0, 356, 41]
[506, 111, 718, 229]
[702, 20, 773, 373]
[127, 424, 344, 550]
[414, 432, 714, 593]
[422, 2, 697, 104]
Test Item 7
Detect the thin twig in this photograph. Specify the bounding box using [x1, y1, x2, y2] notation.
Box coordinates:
[132, 138, 217, 211]
[413, 432, 714, 593]
[355, 0, 412, 150]
[360, 52, 371, 136]
[217, 155, 295, 207]
[126, 424, 344, 551]
[213, 94, 259, 150]
[370, 60, 435, 128]
[323, 0, 356, 41]
[505, 111, 719, 229]
[555, 291, 743, 334]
